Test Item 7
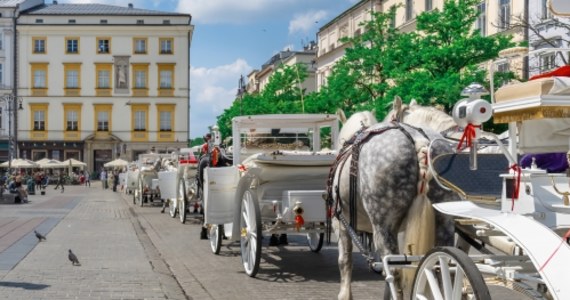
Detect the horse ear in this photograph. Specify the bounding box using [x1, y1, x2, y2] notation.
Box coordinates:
[410, 99, 418, 106]
[336, 108, 347, 124]
[393, 96, 402, 112]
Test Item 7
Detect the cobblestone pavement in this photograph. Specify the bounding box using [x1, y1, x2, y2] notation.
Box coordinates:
[0, 183, 524, 300]
[0, 184, 182, 299]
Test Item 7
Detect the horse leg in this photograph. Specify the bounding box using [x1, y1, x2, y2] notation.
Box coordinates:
[337, 219, 354, 300]
[373, 226, 402, 299]
[434, 210, 455, 247]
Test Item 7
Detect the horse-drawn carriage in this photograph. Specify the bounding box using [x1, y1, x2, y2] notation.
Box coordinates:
[329, 53, 570, 299]
[202, 114, 339, 275]
[158, 148, 199, 223]
[132, 153, 170, 206]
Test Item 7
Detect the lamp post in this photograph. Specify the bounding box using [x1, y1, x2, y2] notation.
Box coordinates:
[0, 95, 23, 172]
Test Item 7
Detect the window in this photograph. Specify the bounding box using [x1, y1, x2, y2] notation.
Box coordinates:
[0, 33, 3, 50]
[163, 20, 171, 25]
[95, 64, 112, 96]
[33, 68, 46, 88]
[66, 110, 78, 131]
[498, 0, 510, 30]
[100, 19, 108, 24]
[159, 38, 173, 54]
[540, 53, 556, 72]
[34, 110, 45, 131]
[135, 70, 146, 88]
[476, 3, 486, 36]
[98, 70, 110, 89]
[0, 64, 2, 86]
[66, 70, 79, 88]
[133, 38, 147, 54]
[68, 19, 76, 24]
[63, 63, 81, 96]
[160, 70, 172, 88]
[425, 0, 432, 11]
[97, 111, 109, 131]
[94, 104, 111, 135]
[137, 19, 144, 24]
[97, 38, 110, 54]
[406, 0, 413, 21]
[134, 111, 146, 131]
[66, 38, 79, 54]
[390, 6, 396, 28]
[33, 37, 46, 54]
[541, 0, 551, 20]
[159, 111, 171, 131]
[35, 19, 43, 24]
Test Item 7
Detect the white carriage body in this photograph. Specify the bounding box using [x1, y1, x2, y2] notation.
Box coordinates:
[432, 59, 570, 300]
[203, 114, 339, 239]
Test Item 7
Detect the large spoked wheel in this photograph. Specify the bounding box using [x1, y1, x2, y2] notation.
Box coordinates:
[137, 177, 144, 207]
[240, 189, 262, 277]
[412, 246, 491, 300]
[306, 232, 324, 252]
[178, 179, 187, 224]
[209, 224, 223, 255]
[169, 198, 177, 218]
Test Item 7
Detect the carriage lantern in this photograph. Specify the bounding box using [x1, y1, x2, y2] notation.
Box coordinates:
[452, 83, 493, 170]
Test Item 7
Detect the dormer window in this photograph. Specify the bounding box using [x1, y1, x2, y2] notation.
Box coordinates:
[35, 19, 43, 24]
[68, 19, 76, 24]
[137, 19, 144, 24]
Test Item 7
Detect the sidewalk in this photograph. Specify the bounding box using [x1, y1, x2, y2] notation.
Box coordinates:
[0, 185, 182, 299]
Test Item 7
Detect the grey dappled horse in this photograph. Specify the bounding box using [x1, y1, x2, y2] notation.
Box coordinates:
[332, 101, 459, 299]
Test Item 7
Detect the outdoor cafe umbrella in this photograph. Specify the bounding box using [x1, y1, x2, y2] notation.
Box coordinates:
[62, 158, 86, 176]
[104, 158, 129, 168]
[0, 158, 39, 169]
[35, 158, 64, 169]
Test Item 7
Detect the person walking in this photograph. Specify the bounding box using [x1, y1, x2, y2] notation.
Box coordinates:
[85, 170, 91, 187]
[53, 172, 65, 193]
[100, 169, 107, 189]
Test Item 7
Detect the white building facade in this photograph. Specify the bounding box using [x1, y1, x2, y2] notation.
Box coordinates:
[16, 2, 193, 172]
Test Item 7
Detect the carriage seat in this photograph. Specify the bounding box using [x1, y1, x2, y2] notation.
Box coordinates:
[431, 153, 508, 203]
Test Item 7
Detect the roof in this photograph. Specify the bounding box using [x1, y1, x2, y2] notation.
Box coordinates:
[319, 0, 368, 31]
[24, 3, 188, 17]
[0, 0, 27, 8]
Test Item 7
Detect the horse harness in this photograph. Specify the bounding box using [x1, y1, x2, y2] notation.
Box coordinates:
[325, 121, 430, 257]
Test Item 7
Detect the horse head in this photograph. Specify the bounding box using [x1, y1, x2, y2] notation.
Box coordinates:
[338, 110, 378, 146]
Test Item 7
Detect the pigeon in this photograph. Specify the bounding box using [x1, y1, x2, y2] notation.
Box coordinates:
[34, 230, 46, 242]
[68, 249, 81, 266]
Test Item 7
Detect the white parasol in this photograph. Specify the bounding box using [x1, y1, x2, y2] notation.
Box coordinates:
[104, 158, 129, 168]
[0, 158, 39, 169]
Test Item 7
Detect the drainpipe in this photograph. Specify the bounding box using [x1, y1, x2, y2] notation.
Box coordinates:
[12, 5, 19, 158]
[187, 19, 194, 146]
[523, 0, 529, 80]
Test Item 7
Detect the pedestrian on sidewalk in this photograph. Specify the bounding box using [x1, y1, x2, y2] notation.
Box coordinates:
[85, 170, 91, 187]
[100, 169, 107, 189]
[54, 172, 65, 193]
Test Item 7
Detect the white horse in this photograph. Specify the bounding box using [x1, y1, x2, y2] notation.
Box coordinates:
[331, 101, 459, 299]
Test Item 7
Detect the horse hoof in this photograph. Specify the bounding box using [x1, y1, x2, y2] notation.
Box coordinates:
[200, 228, 208, 240]
[269, 235, 279, 246]
[279, 234, 288, 245]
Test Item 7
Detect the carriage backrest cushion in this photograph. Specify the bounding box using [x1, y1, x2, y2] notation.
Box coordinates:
[432, 153, 508, 198]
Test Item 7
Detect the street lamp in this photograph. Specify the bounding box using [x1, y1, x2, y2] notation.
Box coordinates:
[0, 95, 24, 172]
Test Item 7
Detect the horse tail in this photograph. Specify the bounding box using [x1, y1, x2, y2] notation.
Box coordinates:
[402, 139, 436, 289]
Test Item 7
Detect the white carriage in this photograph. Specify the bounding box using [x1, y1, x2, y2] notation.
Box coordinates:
[203, 114, 339, 276]
[381, 52, 570, 299]
[158, 148, 199, 223]
[132, 153, 170, 207]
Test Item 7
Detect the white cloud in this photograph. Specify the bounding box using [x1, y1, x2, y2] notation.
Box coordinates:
[190, 59, 252, 135]
[176, 0, 318, 24]
[288, 10, 328, 35]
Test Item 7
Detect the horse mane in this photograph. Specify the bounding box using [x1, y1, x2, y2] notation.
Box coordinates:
[402, 104, 456, 134]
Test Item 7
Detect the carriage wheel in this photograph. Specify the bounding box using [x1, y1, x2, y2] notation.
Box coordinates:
[306, 232, 324, 252]
[132, 187, 137, 205]
[169, 198, 177, 218]
[240, 189, 262, 277]
[178, 179, 187, 224]
[411, 247, 490, 300]
[209, 224, 223, 255]
[137, 177, 144, 207]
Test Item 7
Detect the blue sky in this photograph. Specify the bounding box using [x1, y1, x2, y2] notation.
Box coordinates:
[60, 0, 359, 138]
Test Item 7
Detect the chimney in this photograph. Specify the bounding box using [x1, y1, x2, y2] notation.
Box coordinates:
[128, 3, 133, 8]
[53, 0, 58, 4]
